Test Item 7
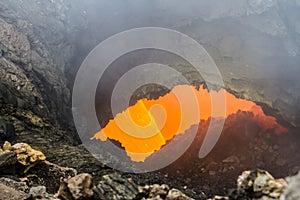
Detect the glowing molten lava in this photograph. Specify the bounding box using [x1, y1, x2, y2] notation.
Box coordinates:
[92, 85, 287, 162]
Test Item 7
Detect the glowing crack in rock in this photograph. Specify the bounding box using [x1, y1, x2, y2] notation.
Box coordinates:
[92, 85, 287, 162]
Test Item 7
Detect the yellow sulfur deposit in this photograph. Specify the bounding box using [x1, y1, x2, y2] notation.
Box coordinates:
[3, 141, 46, 166]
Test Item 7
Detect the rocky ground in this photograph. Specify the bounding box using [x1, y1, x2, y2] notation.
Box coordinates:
[0, 141, 196, 200]
[0, 141, 300, 200]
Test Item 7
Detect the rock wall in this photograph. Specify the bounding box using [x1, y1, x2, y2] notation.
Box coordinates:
[0, 0, 78, 144]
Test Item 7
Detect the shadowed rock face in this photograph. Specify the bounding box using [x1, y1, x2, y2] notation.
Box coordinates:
[0, 0, 77, 147]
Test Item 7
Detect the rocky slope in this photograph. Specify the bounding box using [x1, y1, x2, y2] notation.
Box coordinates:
[1, 141, 300, 200]
[0, 0, 76, 146]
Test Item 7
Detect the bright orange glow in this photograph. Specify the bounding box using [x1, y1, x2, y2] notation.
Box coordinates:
[92, 85, 287, 162]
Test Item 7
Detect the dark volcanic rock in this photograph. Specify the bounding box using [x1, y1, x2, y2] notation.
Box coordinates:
[57, 173, 94, 200]
[95, 173, 139, 200]
[27, 160, 77, 194]
[210, 169, 288, 200]
[0, 0, 77, 151]
[0, 119, 15, 140]
[0, 177, 29, 193]
[0, 183, 30, 200]
[136, 184, 194, 200]
[95, 173, 195, 200]
[29, 186, 50, 200]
